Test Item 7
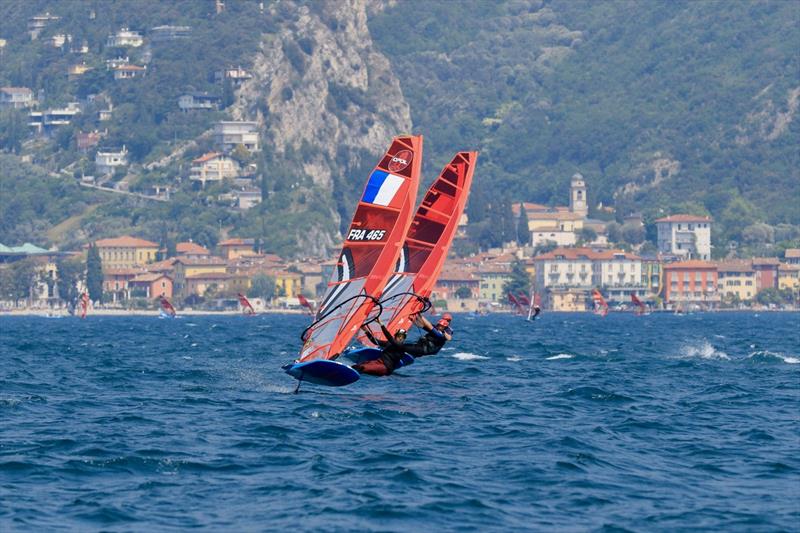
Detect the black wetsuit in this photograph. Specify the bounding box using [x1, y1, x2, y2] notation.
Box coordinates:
[402, 326, 451, 357]
[361, 324, 407, 375]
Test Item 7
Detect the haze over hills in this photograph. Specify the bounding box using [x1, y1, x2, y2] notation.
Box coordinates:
[0, 0, 798, 257]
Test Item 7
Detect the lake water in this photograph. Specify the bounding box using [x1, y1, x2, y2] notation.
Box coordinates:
[1, 312, 798, 531]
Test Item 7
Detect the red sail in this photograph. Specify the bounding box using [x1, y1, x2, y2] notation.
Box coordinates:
[508, 292, 524, 314]
[297, 293, 315, 315]
[160, 296, 176, 317]
[237, 293, 255, 315]
[517, 292, 531, 306]
[298, 135, 422, 362]
[631, 293, 646, 315]
[364, 151, 477, 343]
[79, 292, 89, 319]
[592, 288, 609, 317]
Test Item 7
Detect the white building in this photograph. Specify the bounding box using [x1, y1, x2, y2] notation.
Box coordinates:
[113, 65, 146, 80]
[96, 146, 129, 176]
[0, 87, 35, 109]
[150, 25, 191, 42]
[107, 28, 144, 48]
[213, 121, 259, 152]
[190, 152, 240, 186]
[28, 102, 81, 134]
[235, 188, 262, 210]
[178, 92, 221, 111]
[656, 215, 712, 261]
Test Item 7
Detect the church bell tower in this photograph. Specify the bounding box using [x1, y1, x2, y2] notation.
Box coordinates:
[570, 173, 588, 218]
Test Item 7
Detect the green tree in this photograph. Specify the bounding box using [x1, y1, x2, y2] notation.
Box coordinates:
[621, 223, 645, 246]
[577, 227, 597, 245]
[248, 274, 275, 300]
[533, 240, 557, 256]
[516, 205, 531, 246]
[606, 222, 622, 244]
[86, 244, 103, 302]
[56, 256, 84, 304]
[0, 259, 37, 305]
[455, 286, 472, 299]
[502, 259, 530, 297]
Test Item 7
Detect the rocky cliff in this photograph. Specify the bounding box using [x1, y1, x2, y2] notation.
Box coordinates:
[232, 0, 411, 253]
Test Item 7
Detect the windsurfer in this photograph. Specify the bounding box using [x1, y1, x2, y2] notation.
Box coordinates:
[401, 313, 453, 357]
[353, 319, 408, 376]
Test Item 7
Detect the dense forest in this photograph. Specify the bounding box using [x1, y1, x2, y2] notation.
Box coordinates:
[0, 0, 798, 257]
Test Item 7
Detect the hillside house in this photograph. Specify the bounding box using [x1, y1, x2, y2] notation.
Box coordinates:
[76, 130, 103, 152]
[785, 249, 800, 265]
[234, 188, 262, 210]
[190, 152, 240, 186]
[95, 146, 128, 176]
[113, 64, 146, 80]
[218, 238, 256, 260]
[716, 261, 756, 302]
[178, 92, 221, 111]
[214, 121, 259, 152]
[215, 66, 252, 85]
[662, 261, 718, 307]
[107, 28, 143, 47]
[150, 25, 191, 42]
[28, 12, 60, 40]
[0, 87, 35, 109]
[28, 103, 81, 134]
[129, 273, 173, 299]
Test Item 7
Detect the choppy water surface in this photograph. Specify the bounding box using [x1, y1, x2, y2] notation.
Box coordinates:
[1, 313, 798, 531]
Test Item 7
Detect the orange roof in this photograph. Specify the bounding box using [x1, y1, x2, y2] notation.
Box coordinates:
[192, 152, 223, 164]
[130, 272, 171, 283]
[511, 202, 549, 216]
[437, 270, 479, 282]
[146, 258, 177, 272]
[176, 242, 210, 255]
[115, 65, 146, 71]
[751, 257, 780, 266]
[715, 261, 754, 273]
[534, 247, 639, 261]
[185, 272, 231, 280]
[103, 268, 144, 276]
[663, 260, 716, 270]
[528, 211, 583, 221]
[95, 236, 158, 248]
[784, 249, 800, 259]
[778, 264, 800, 272]
[218, 238, 254, 247]
[174, 256, 226, 266]
[655, 214, 712, 223]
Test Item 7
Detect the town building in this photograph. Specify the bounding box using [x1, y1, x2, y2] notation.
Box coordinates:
[76, 130, 103, 152]
[178, 92, 221, 111]
[662, 261, 718, 308]
[784, 249, 800, 265]
[656, 215, 712, 261]
[716, 261, 757, 302]
[432, 270, 480, 300]
[189, 152, 240, 186]
[752, 257, 780, 292]
[184, 272, 230, 298]
[28, 103, 81, 134]
[215, 66, 252, 86]
[113, 64, 146, 80]
[218, 238, 256, 260]
[175, 242, 211, 258]
[94, 236, 159, 269]
[107, 28, 144, 48]
[778, 265, 799, 292]
[213, 121, 259, 152]
[128, 273, 173, 299]
[478, 264, 512, 302]
[516, 174, 596, 248]
[274, 270, 303, 298]
[95, 146, 128, 176]
[28, 12, 60, 40]
[0, 87, 36, 109]
[234, 188, 262, 210]
[149, 25, 191, 42]
[172, 257, 227, 297]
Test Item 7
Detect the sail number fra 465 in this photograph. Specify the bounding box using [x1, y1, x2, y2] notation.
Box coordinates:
[348, 229, 386, 241]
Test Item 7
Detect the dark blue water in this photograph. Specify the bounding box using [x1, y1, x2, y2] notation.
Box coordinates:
[1, 313, 798, 531]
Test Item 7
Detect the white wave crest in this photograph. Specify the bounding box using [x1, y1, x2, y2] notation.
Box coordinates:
[680, 340, 729, 360]
[506, 355, 522, 362]
[546, 354, 574, 360]
[451, 352, 489, 361]
[748, 350, 800, 364]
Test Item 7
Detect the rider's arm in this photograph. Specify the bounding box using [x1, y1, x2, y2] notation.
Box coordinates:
[414, 314, 433, 332]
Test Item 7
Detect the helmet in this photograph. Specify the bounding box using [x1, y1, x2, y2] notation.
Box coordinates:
[441, 313, 453, 322]
[396, 328, 407, 336]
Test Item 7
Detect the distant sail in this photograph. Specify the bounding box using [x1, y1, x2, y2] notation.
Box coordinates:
[160, 296, 176, 318]
[237, 293, 255, 315]
[592, 288, 609, 317]
[517, 292, 531, 307]
[631, 293, 646, 315]
[297, 293, 315, 315]
[508, 291, 524, 314]
[298, 135, 422, 363]
[365, 151, 477, 343]
[79, 292, 89, 319]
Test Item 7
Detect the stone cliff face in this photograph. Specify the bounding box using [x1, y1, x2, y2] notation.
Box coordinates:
[234, 0, 411, 190]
